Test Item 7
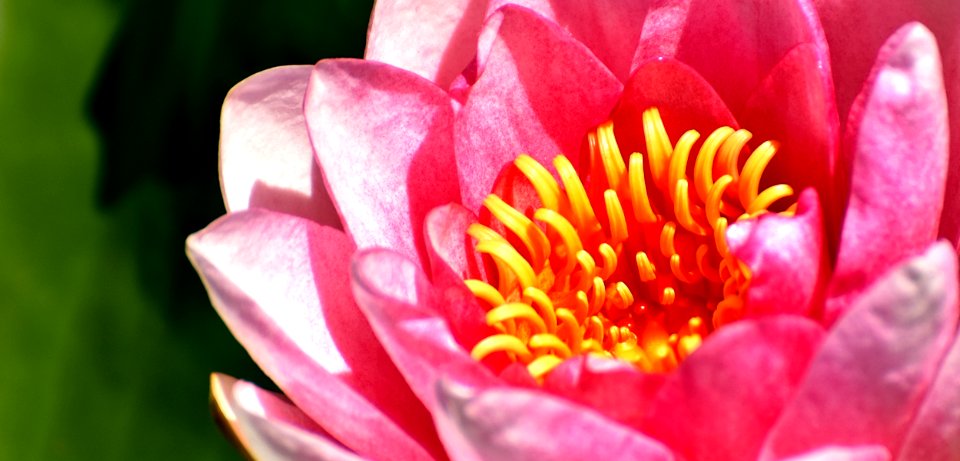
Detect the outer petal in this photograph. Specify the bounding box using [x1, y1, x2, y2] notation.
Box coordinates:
[305, 58, 461, 265]
[826, 24, 949, 323]
[761, 242, 960, 460]
[424, 203, 495, 347]
[897, 328, 960, 461]
[424, 203, 487, 282]
[542, 356, 666, 430]
[455, 5, 622, 210]
[366, 0, 490, 88]
[637, 0, 829, 114]
[435, 381, 675, 461]
[485, 0, 651, 81]
[210, 373, 366, 461]
[219, 65, 339, 227]
[781, 446, 891, 461]
[351, 248, 499, 415]
[643, 317, 825, 461]
[611, 57, 738, 156]
[941, 60, 960, 248]
[187, 210, 440, 461]
[813, 0, 960, 249]
[811, 0, 960, 127]
[727, 189, 826, 318]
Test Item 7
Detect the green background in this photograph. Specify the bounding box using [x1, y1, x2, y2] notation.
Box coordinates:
[0, 0, 372, 458]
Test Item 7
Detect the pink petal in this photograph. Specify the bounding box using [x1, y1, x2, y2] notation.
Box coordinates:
[812, 0, 960, 250]
[423, 204, 495, 348]
[496, 363, 539, 388]
[611, 57, 738, 157]
[455, 5, 622, 210]
[424, 203, 486, 282]
[760, 242, 960, 459]
[939, 78, 960, 249]
[811, 0, 959, 128]
[631, 0, 690, 64]
[637, 0, 829, 114]
[727, 189, 826, 318]
[219, 65, 340, 227]
[780, 446, 891, 461]
[350, 248, 499, 415]
[897, 328, 960, 461]
[214, 374, 324, 439]
[826, 24, 949, 323]
[485, 0, 652, 81]
[304, 58, 461, 265]
[482, 162, 546, 224]
[542, 356, 666, 430]
[938, 54, 960, 250]
[643, 316, 825, 461]
[435, 381, 676, 461]
[187, 210, 441, 461]
[365, 0, 490, 88]
[741, 44, 839, 239]
[210, 373, 366, 461]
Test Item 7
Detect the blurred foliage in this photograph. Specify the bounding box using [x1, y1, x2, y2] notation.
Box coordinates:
[0, 0, 371, 459]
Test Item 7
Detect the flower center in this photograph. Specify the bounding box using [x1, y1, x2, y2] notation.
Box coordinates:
[466, 107, 796, 380]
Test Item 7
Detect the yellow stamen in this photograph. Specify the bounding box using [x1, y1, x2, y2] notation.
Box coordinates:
[718, 129, 752, 183]
[628, 153, 657, 223]
[643, 108, 672, 188]
[483, 195, 551, 271]
[668, 130, 700, 201]
[534, 208, 582, 278]
[522, 287, 558, 332]
[675, 179, 707, 235]
[515, 154, 561, 211]
[660, 221, 677, 258]
[706, 175, 734, 227]
[467, 107, 796, 380]
[604, 190, 629, 244]
[694, 126, 735, 201]
[529, 333, 572, 358]
[596, 121, 627, 191]
[739, 140, 780, 210]
[597, 244, 618, 280]
[555, 155, 600, 235]
[749, 184, 794, 215]
[589, 277, 606, 316]
[465, 279, 505, 308]
[636, 252, 657, 282]
[486, 303, 548, 335]
[475, 240, 537, 290]
[472, 335, 533, 362]
[527, 354, 565, 379]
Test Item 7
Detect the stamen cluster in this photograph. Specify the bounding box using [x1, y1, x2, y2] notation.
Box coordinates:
[467, 107, 796, 379]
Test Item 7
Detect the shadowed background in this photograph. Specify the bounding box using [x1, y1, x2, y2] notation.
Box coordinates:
[0, 0, 371, 458]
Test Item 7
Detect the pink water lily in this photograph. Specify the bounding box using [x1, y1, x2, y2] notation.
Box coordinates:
[188, 1, 960, 460]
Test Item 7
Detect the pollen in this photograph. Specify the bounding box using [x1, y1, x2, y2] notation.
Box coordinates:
[466, 107, 796, 380]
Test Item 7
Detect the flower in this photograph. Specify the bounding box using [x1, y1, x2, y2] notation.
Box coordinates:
[188, 1, 960, 460]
